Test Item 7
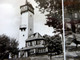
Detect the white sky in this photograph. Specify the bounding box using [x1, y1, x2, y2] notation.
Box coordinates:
[0, 0, 54, 40]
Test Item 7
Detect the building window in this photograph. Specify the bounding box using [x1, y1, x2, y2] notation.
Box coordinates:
[43, 49, 45, 52]
[26, 43, 27, 47]
[36, 40, 41, 45]
[39, 49, 41, 53]
[30, 41, 32, 46]
[29, 49, 34, 55]
[28, 42, 30, 46]
[30, 28, 32, 31]
[30, 15, 32, 17]
[42, 41, 45, 45]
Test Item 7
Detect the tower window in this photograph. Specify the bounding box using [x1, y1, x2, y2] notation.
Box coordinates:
[23, 35, 25, 36]
[30, 28, 32, 31]
[30, 15, 32, 17]
[20, 27, 26, 31]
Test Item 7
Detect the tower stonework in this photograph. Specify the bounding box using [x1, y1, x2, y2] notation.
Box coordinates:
[19, 1, 34, 48]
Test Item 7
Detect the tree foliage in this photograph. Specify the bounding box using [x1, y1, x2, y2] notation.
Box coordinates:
[34, 0, 62, 34]
[35, 0, 62, 13]
[9, 39, 19, 58]
[34, 0, 80, 34]
[43, 34, 62, 55]
[64, 0, 80, 14]
[35, 0, 80, 16]
[0, 35, 19, 59]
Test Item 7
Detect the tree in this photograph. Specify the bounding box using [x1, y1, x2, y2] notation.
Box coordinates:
[34, 0, 80, 34]
[64, 0, 80, 14]
[35, 0, 62, 34]
[34, 0, 80, 17]
[0, 35, 10, 59]
[43, 34, 62, 60]
[64, 0, 80, 34]
[9, 39, 19, 58]
[34, 0, 80, 50]
[0, 35, 19, 60]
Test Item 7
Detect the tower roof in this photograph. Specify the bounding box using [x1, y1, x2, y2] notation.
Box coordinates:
[26, 0, 28, 4]
[20, 1, 34, 14]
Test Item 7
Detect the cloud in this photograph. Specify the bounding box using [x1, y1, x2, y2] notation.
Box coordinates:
[0, 3, 19, 38]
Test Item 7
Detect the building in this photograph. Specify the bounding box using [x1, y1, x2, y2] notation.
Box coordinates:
[19, 0, 48, 57]
[19, 0, 34, 48]
[19, 33, 48, 57]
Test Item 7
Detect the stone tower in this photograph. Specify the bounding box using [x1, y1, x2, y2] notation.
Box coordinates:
[19, 0, 34, 48]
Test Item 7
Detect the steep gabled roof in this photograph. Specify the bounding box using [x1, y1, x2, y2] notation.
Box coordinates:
[29, 32, 42, 38]
[26, 32, 44, 41]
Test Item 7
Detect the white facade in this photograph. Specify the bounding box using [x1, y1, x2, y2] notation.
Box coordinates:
[28, 11, 34, 36]
[19, 3, 34, 49]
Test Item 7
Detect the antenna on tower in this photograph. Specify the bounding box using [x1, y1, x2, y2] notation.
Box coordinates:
[26, 0, 28, 4]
